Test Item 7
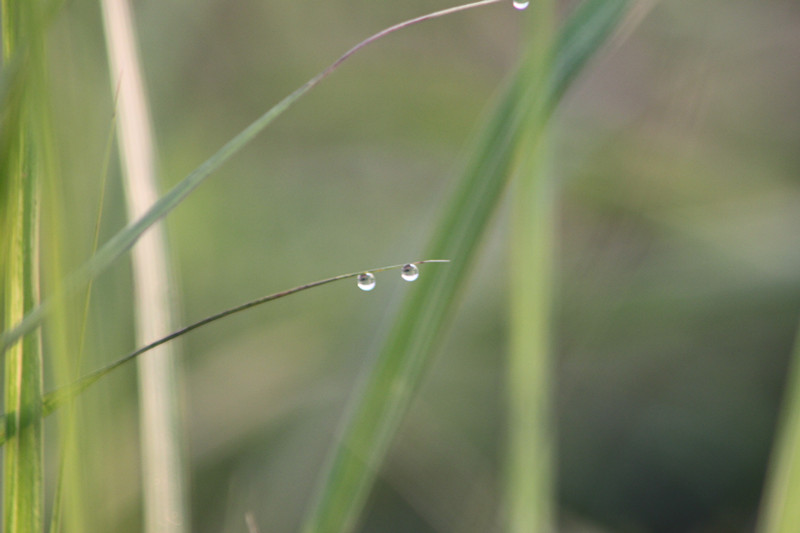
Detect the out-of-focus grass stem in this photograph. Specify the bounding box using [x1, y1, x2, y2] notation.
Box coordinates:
[100, 0, 188, 531]
[506, 0, 557, 530]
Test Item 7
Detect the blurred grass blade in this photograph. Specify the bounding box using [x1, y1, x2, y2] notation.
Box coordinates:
[100, 1, 188, 531]
[2, 1, 48, 531]
[0, 0, 505, 359]
[757, 325, 800, 533]
[506, 0, 556, 531]
[47, 107, 116, 533]
[300, 1, 631, 532]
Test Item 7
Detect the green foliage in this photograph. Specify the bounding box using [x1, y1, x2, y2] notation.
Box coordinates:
[1, 1, 797, 532]
[1, 0, 49, 531]
[300, 2, 632, 531]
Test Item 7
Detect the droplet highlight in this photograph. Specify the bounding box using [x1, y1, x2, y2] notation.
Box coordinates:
[400, 263, 419, 282]
[512, 0, 529, 10]
[357, 272, 376, 291]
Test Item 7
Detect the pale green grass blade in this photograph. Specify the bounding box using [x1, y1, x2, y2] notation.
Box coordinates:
[506, 0, 556, 530]
[100, 1, 188, 531]
[3, 148, 44, 533]
[757, 325, 800, 533]
[301, 2, 632, 532]
[2, 1, 47, 531]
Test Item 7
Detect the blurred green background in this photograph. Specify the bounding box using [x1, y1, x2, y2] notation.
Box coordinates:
[41, 0, 800, 531]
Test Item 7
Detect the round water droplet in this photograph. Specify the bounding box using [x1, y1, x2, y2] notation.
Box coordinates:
[357, 272, 376, 291]
[512, 0, 529, 10]
[400, 263, 419, 282]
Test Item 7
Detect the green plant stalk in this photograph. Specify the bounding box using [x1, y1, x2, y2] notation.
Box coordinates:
[0, 0, 505, 358]
[300, 1, 631, 532]
[506, 0, 557, 531]
[47, 92, 118, 533]
[3, 141, 44, 533]
[0, 261, 447, 446]
[757, 324, 800, 533]
[2, 0, 47, 531]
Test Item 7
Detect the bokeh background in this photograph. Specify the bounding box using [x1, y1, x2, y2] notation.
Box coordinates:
[42, 0, 800, 531]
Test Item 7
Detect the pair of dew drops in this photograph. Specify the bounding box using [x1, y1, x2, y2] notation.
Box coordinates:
[358, 263, 419, 291]
[357, 1, 528, 293]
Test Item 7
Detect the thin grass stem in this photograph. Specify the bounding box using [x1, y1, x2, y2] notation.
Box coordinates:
[0, 260, 449, 445]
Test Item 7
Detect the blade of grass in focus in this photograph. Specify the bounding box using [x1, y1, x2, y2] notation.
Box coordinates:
[300, 2, 632, 532]
[1, 1, 47, 531]
[506, 0, 556, 530]
[757, 326, 800, 533]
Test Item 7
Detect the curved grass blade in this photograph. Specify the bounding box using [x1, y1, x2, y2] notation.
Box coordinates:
[0, 0, 504, 359]
[0, 261, 448, 446]
[299, 1, 632, 532]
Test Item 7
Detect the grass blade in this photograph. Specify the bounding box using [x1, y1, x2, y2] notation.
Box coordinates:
[0, 261, 447, 446]
[100, 0, 188, 531]
[506, 0, 556, 531]
[300, 1, 632, 532]
[3, 141, 44, 533]
[2, 1, 48, 531]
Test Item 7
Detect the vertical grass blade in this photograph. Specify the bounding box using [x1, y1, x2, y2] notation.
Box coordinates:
[100, 0, 189, 531]
[3, 144, 44, 533]
[757, 325, 800, 533]
[505, 0, 557, 531]
[300, 2, 632, 532]
[1, 1, 47, 531]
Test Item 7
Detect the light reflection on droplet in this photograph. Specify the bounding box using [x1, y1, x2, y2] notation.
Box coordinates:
[357, 272, 376, 291]
[400, 263, 419, 282]
[512, 0, 529, 10]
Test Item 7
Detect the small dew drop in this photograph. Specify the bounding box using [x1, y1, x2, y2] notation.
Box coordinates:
[357, 272, 376, 291]
[512, 0, 529, 10]
[400, 263, 419, 282]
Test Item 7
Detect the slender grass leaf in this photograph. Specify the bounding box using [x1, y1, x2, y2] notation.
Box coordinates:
[300, 1, 631, 532]
[100, 0, 188, 531]
[506, 0, 557, 531]
[0, 261, 446, 446]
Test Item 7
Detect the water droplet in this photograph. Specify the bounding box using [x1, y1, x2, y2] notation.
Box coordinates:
[400, 263, 419, 282]
[357, 272, 376, 291]
[512, 0, 529, 10]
